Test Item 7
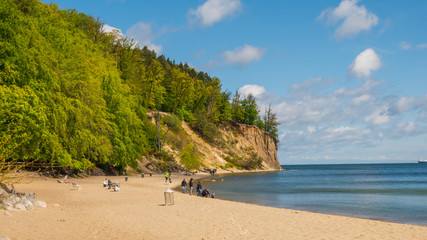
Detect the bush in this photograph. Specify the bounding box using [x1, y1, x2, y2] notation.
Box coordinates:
[243, 152, 263, 170]
[161, 151, 175, 162]
[180, 144, 201, 170]
[189, 113, 220, 144]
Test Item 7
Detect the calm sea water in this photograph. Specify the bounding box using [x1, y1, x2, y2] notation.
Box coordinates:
[204, 163, 427, 225]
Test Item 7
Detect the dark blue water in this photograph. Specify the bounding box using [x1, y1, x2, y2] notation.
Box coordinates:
[204, 163, 427, 225]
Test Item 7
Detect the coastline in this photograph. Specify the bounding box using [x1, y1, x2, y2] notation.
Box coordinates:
[1, 173, 426, 240]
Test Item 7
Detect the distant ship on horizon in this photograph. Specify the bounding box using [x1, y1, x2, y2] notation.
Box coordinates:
[418, 159, 427, 163]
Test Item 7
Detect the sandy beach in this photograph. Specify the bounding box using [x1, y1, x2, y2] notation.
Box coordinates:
[1, 173, 426, 240]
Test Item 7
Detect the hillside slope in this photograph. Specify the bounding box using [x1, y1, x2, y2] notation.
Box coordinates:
[146, 112, 281, 171]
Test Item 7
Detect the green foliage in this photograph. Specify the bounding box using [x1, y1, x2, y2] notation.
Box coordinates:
[231, 91, 245, 123]
[0, 0, 279, 173]
[223, 150, 263, 170]
[164, 114, 182, 132]
[180, 144, 201, 170]
[241, 94, 259, 125]
[263, 105, 280, 144]
[189, 112, 220, 144]
[244, 152, 263, 170]
[161, 151, 175, 162]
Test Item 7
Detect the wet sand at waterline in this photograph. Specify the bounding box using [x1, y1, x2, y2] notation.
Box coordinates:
[1, 174, 426, 240]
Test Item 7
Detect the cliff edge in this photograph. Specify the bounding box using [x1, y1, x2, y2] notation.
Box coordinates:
[145, 112, 281, 172]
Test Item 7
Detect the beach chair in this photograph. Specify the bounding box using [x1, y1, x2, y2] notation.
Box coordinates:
[72, 182, 81, 190]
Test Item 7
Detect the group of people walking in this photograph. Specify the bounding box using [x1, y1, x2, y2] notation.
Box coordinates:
[164, 172, 172, 185]
[181, 178, 214, 198]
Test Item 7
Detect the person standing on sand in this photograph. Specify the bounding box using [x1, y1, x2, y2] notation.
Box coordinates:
[181, 179, 187, 193]
[189, 178, 194, 196]
[196, 181, 203, 196]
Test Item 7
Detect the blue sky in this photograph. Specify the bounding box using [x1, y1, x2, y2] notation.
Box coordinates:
[41, 0, 427, 164]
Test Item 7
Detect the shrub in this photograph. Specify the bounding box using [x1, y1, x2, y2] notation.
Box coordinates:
[180, 144, 201, 170]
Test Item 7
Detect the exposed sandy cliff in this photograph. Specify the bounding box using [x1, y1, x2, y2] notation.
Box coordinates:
[146, 112, 281, 171]
[223, 121, 281, 170]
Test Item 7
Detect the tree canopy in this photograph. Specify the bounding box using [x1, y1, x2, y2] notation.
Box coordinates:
[0, 0, 279, 172]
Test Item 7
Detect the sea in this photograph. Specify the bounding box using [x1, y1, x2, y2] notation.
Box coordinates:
[203, 163, 427, 225]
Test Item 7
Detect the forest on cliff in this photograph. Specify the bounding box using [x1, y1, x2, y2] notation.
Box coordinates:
[0, 0, 279, 173]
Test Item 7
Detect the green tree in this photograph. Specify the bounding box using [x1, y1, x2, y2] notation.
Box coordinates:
[155, 113, 181, 155]
[231, 91, 244, 123]
[241, 94, 259, 125]
[263, 105, 280, 144]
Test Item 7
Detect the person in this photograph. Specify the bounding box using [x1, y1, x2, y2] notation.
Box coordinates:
[168, 172, 172, 184]
[201, 188, 211, 198]
[107, 179, 112, 189]
[103, 178, 109, 187]
[181, 179, 187, 193]
[164, 172, 169, 185]
[196, 181, 203, 196]
[189, 178, 194, 196]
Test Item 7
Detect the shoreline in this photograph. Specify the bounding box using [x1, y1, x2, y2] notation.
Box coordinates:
[175, 171, 427, 227]
[1, 173, 426, 239]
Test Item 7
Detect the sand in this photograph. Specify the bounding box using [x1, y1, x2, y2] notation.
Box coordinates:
[1, 173, 426, 240]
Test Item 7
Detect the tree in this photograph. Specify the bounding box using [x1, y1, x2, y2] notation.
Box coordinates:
[263, 105, 280, 144]
[217, 90, 232, 122]
[231, 91, 244, 123]
[241, 94, 259, 125]
[155, 113, 181, 155]
[144, 59, 166, 109]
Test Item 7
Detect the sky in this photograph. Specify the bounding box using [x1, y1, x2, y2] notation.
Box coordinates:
[40, 0, 427, 165]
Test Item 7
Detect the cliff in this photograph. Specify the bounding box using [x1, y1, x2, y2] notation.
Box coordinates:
[222, 121, 281, 170]
[146, 112, 281, 171]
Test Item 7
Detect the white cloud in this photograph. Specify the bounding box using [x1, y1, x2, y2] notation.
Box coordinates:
[224, 45, 266, 66]
[291, 77, 334, 93]
[400, 41, 411, 50]
[102, 24, 123, 35]
[335, 79, 383, 97]
[248, 74, 427, 158]
[395, 96, 413, 114]
[351, 94, 371, 105]
[189, 0, 242, 27]
[416, 43, 427, 49]
[396, 121, 416, 134]
[307, 126, 317, 133]
[126, 22, 162, 53]
[238, 84, 266, 98]
[364, 106, 390, 125]
[318, 0, 378, 39]
[101, 24, 124, 40]
[349, 48, 381, 78]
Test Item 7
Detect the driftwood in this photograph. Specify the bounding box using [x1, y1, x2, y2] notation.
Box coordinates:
[57, 175, 69, 183]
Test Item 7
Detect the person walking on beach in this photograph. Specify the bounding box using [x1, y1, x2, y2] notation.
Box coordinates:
[189, 178, 194, 196]
[196, 181, 203, 196]
[181, 179, 187, 193]
[164, 172, 169, 185]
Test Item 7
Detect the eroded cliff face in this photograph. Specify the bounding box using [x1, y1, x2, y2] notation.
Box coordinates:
[178, 120, 281, 170]
[221, 121, 281, 170]
[147, 111, 281, 171]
